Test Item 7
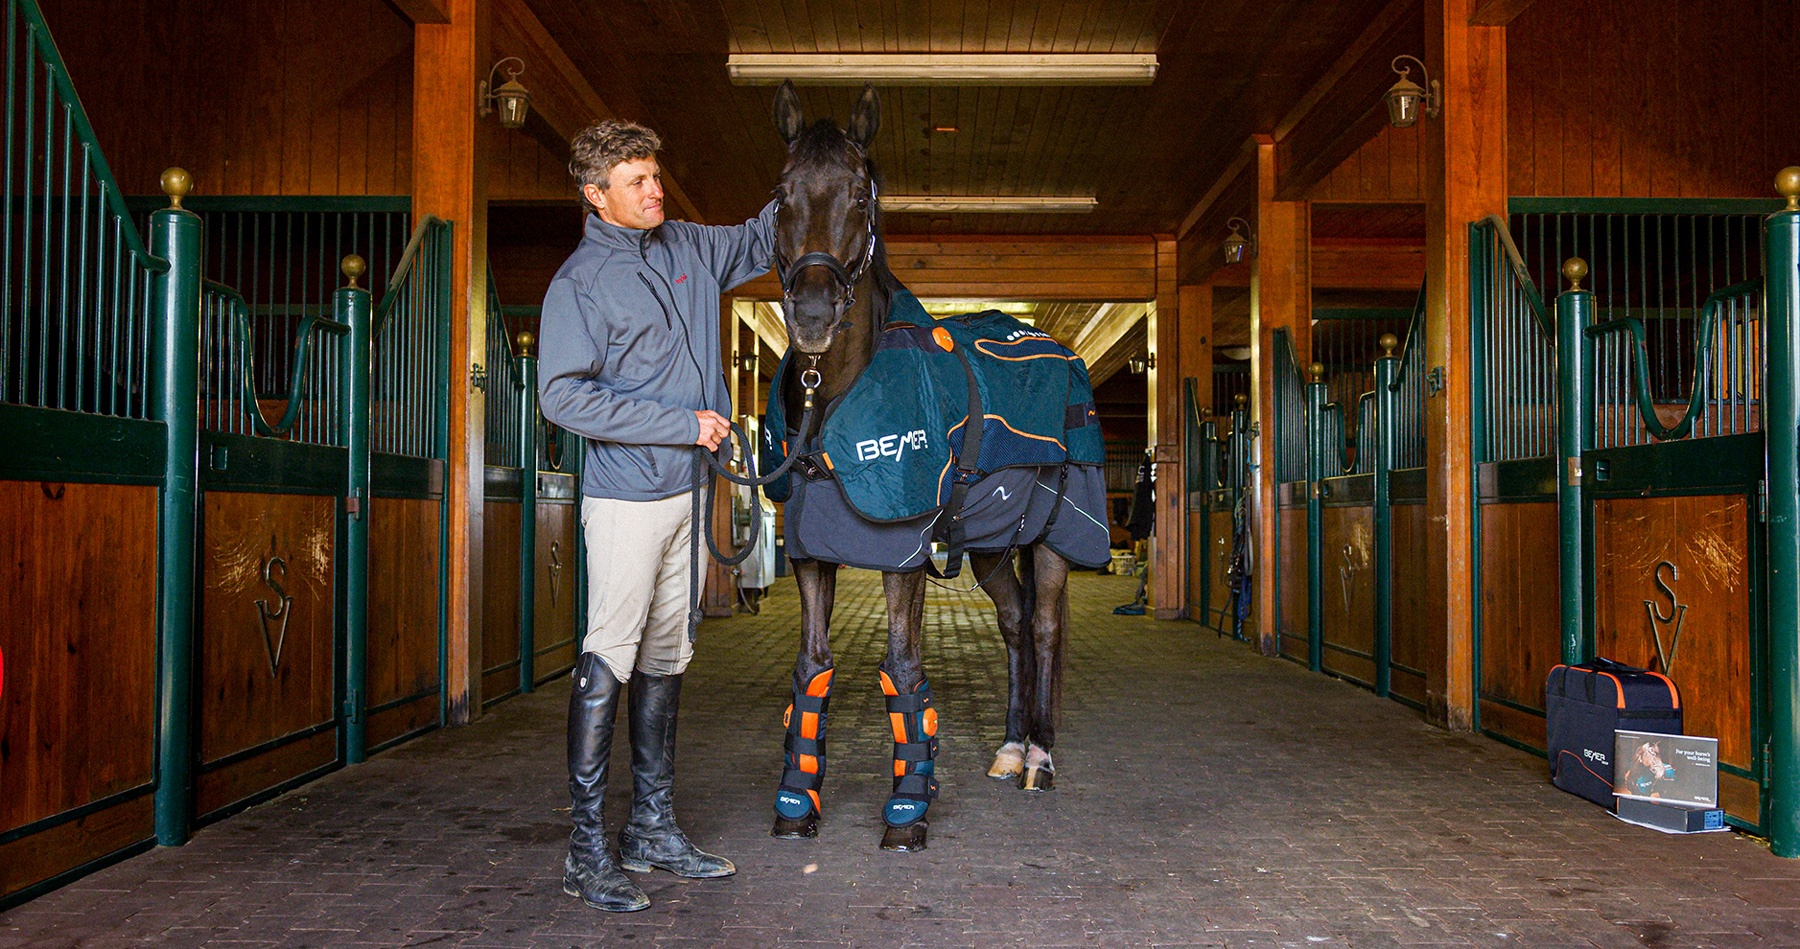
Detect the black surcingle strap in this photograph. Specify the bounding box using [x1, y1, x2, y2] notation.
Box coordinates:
[926, 343, 984, 580]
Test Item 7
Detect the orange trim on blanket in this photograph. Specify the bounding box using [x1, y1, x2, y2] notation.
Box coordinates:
[972, 338, 1077, 362]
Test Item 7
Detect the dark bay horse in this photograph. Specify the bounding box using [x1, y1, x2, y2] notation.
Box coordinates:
[765, 82, 1085, 852]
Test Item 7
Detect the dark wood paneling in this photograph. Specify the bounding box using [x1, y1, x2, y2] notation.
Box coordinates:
[482, 501, 523, 701]
[0, 482, 158, 832]
[1477, 500, 1560, 750]
[1320, 504, 1376, 686]
[1278, 505, 1309, 664]
[1389, 501, 1429, 708]
[1508, 0, 1800, 199]
[197, 492, 338, 768]
[534, 499, 579, 679]
[1306, 124, 1428, 203]
[367, 498, 442, 715]
[368, 694, 440, 751]
[1592, 494, 1755, 824]
[195, 731, 337, 820]
[38, 0, 414, 197]
[0, 794, 152, 902]
[733, 237, 1159, 302]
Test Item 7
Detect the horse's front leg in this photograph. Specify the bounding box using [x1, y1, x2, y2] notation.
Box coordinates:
[970, 550, 1030, 780]
[772, 559, 839, 839]
[1020, 545, 1071, 792]
[877, 568, 934, 851]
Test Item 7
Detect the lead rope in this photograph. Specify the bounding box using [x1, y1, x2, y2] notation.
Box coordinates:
[686, 363, 822, 643]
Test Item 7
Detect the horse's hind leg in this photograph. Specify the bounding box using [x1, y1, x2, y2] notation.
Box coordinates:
[1020, 544, 1071, 792]
[971, 550, 1031, 780]
[772, 560, 839, 840]
[878, 568, 935, 852]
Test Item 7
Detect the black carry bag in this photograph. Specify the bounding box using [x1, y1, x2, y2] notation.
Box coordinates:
[1545, 658, 1682, 808]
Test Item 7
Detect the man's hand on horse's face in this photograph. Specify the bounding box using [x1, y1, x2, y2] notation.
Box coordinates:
[695, 410, 730, 450]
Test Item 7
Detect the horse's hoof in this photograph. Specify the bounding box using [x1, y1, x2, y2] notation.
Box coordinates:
[771, 813, 819, 839]
[880, 821, 928, 852]
[987, 742, 1025, 780]
[1018, 766, 1054, 792]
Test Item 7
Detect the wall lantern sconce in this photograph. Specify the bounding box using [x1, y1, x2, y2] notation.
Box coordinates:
[1223, 217, 1255, 264]
[479, 57, 532, 129]
[1385, 54, 1440, 128]
[1127, 352, 1156, 375]
[734, 352, 760, 372]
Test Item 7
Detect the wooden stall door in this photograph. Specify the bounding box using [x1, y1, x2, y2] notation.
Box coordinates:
[0, 480, 159, 901]
[1207, 501, 1235, 631]
[1278, 487, 1310, 664]
[366, 493, 443, 751]
[1388, 496, 1431, 710]
[194, 486, 340, 821]
[482, 495, 524, 707]
[533, 475, 580, 683]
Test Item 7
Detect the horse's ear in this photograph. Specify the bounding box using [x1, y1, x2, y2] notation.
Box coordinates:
[774, 80, 805, 145]
[848, 83, 880, 147]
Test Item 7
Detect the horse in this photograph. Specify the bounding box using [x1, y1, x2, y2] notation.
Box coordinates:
[761, 81, 1109, 852]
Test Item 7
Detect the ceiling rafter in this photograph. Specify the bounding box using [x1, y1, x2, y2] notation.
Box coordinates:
[493, 0, 706, 223]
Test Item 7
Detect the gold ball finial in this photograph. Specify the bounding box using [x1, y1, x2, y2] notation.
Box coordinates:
[340, 254, 367, 289]
[515, 330, 536, 357]
[1379, 333, 1398, 357]
[1778, 166, 1800, 212]
[160, 167, 192, 210]
[1562, 257, 1588, 291]
[1309, 362, 1325, 383]
[1234, 393, 1247, 408]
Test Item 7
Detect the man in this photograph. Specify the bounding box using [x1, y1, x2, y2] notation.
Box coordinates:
[538, 119, 776, 913]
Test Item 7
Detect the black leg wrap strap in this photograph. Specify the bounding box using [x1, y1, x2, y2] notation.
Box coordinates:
[885, 688, 932, 714]
[892, 773, 938, 801]
[783, 733, 826, 758]
[893, 738, 939, 761]
[780, 767, 824, 793]
[791, 692, 830, 716]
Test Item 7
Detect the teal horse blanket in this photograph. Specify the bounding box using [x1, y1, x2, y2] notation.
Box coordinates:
[762, 290, 1104, 523]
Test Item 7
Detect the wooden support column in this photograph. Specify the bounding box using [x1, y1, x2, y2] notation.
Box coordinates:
[1422, 0, 1505, 730]
[1179, 281, 1215, 618]
[1151, 236, 1184, 619]
[414, 0, 491, 724]
[1250, 137, 1310, 656]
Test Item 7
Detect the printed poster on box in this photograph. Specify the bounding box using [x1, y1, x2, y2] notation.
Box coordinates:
[1613, 729, 1718, 808]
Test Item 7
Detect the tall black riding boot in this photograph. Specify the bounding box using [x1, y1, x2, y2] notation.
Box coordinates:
[617, 672, 736, 878]
[563, 653, 650, 912]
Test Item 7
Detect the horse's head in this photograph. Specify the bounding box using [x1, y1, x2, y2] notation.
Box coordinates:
[772, 81, 881, 355]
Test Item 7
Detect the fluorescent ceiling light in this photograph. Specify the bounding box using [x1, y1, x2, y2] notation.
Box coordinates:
[881, 195, 1097, 214]
[921, 300, 1038, 317]
[728, 53, 1157, 86]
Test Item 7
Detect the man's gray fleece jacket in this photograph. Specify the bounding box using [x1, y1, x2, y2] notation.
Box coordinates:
[538, 203, 777, 501]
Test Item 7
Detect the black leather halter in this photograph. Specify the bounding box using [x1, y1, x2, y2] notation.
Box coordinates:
[775, 174, 880, 313]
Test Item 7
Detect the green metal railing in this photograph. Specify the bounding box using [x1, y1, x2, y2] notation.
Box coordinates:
[1588, 279, 1763, 447]
[372, 217, 451, 458]
[1473, 216, 1557, 462]
[200, 280, 347, 445]
[1272, 330, 1307, 484]
[484, 263, 526, 467]
[1512, 204, 1770, 404]
[0, 0, 166, 418]
[1389, 290, 1427, 470]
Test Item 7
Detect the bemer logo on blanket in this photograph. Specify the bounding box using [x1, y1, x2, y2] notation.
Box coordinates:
[855, 429, 928, 462]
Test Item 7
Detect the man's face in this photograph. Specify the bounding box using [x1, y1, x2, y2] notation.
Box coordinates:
[586, 156, 664, 229]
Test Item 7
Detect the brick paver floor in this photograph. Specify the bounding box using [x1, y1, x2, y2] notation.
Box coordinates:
[6, 569, 1800, 948]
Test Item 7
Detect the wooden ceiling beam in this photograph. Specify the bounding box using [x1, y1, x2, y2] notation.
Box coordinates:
[1469, 0, 1538, 25]
[1270, 0, 1423, 201]
[492, 0, 706, 222]
[1070, 303, 1148, 369]
[387, 0, 450, 24]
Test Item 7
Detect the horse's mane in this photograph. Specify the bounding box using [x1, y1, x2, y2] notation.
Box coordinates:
[783, 120, 906, 307]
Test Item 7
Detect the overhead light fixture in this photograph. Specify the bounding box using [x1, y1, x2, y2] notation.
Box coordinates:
[1223, 216, 1255, 264]
[931, 125, 960, 133]
[479, 56, 532, 129]
[1220, 346, 1251, 360]
[1384, 54, 1440, 128]
[728, 53, 1158, 86]
[881, 195, 1096, 214]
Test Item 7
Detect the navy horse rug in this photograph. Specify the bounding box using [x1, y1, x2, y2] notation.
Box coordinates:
[761, 290, 1110, 573]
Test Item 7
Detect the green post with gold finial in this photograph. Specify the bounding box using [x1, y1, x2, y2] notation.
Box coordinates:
[1555, 257, 1594, 667]
[1766, 166, 1800, 856]
[518, 331, 539, 693]
[151, 168, 201, 846]
[1305, 362, 1326, 672]
[339, 254, 372, 764]
[1373, 333, 1399, 698]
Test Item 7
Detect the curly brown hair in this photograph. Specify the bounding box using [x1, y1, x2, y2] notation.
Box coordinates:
[567, 120, 662, 211]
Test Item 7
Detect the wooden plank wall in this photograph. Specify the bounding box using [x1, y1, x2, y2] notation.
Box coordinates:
[1319, 498, 1377, 687]
[733, 237, 1159, 301]
[1305, 123, 1427, 203]
[38, 0, 414, 196]
[1476, 499, 1561, 750]
[1508, 0, 1800, 199]
[366, 497, 443, 750]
